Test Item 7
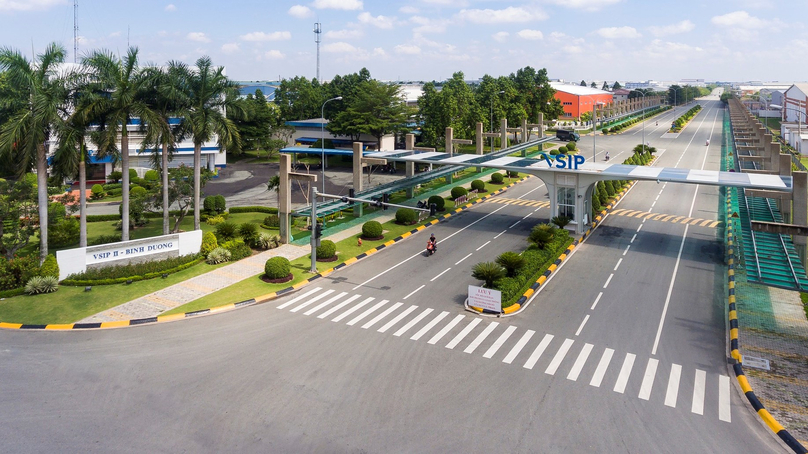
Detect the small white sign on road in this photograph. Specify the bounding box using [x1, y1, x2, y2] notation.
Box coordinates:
[468, 285, 502, 313]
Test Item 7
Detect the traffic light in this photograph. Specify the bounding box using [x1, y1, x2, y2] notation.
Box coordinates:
[349, 188, 355, 198]
[382, 193, 390, 210]
[429, 203, 437, 216]
[314, 222, 323, 239]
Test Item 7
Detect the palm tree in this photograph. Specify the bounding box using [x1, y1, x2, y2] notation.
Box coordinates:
[176, 56, 242, 230]
[0, 43, 69, 264]
[82, 47, 157, 241]
[266, 174, 280, 210]
[51, 105, 91, 247]
[471, 262, 506, 288]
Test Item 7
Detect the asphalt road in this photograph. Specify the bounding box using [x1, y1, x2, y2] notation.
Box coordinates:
[0, 93, 785, 452]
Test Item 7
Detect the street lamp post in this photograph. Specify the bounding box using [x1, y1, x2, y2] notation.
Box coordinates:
[321, 96, 343, 196]
[772, 104, 804, 154]
[637, 90, 647, 154]
[593, 101, 604, 162]
[490, 90, 505, 152]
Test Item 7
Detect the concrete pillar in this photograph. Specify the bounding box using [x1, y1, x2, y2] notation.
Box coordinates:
[405, 134, 415, 198]
[279, 154, 292, 244]
[793, 172, 808, 268]
[537, 112, 544, 151]
[500, 118, 508, 151]
[445, 127, 453, 156]
[352, 142, 363, 217]
[780, 153, 793, 220]
[475, 122, 483, 155]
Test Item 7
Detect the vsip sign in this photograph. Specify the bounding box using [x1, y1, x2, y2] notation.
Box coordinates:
[538, 153, 585, 170]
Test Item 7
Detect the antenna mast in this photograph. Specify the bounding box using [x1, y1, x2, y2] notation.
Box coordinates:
[314, 22, 321, 82]
[73, 0, 79, 62]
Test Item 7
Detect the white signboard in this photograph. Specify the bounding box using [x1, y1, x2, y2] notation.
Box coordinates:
[86, 238, 178, 265]
[468, 285, 502, 312]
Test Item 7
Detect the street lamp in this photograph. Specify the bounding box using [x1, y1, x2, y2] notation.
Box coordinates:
[636, 90, 648, 154]
[772, 104, 804, 154]
[321, 96, 343, 196]
[490, 90, 505, 152]
[592, 100, 605, 162]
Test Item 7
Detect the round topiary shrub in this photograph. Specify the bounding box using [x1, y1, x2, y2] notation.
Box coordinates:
[144, 169, 159, 181]
[39, 254, 60, 280]
[316, 239, 337, 261]
[451, 186, 468, 200]
[427, 195, 445, 212]
[490, 172, 504, 184]
[263, 214, 280, 228]
[566, 142, 577, 151]
[264, 256, 291, 281]
[361, 220, 384, 239]
[200, 231, 218, 257]
[395, 208, 418, 225]
[91, 184, 106, 200]
[470, 179, 486, 192]
[130, 185, 147, 197]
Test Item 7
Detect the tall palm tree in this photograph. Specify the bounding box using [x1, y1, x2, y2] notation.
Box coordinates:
[176, 56, 242, 230]
[0, 43, 69, 264]
[51, 107, 91, 247]
[82, 47, 157, 241]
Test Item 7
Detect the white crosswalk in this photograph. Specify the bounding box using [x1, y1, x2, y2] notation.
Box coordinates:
[277, 288, 733, 422]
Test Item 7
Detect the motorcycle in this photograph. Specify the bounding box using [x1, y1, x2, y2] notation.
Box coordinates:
[426, 240, 436, 256]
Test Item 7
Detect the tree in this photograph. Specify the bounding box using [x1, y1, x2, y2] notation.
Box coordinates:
[82, 47, 158, 242]
[331, 80, 409, 149]
[0, 177, 38, 259]
[229, 89, 274, 154]
[602, 81, 609, 91]
[159, 164, 210, 233]
[266, 174, 280, 210]
[274, 76, 323, 121]
[496, 251, 526, 277]
[528, 223, 555, 248]
[580, 80, 587, 87]
[175, 56, 243, 231]
[612, 81, 622, 90]
[590, 81, 597, 88]
[0, 42, 70, 264]
[472, 261, 506, 288]
[416, 81, 445, 147]
[508, 66, 563, 131]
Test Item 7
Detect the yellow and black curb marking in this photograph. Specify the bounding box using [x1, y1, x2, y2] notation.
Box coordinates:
[0, 177, 532, 331]
[725, 193, 807, 454]
[610, 209, 721, 228]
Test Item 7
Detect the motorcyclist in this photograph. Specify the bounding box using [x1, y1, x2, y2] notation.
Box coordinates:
[605, 151, 610, 161]
[426, 240, 434, 255]
[429, 233, 437, 253]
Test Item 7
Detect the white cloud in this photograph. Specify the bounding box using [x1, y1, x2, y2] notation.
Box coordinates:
[264, 50, 286, 59]
[394, 44, 421, 55]
[108, 31, 121, 38]
[517, 29, 544, 40]
[711, 11, 769, 29]
[456, 7, 547, 24]
[411, 16, 446, 34]
[544, 0, 622, 12]
[164, 4, 176, 12]
[312, 0, 362, 10]
[423, 0, 468, 6]
[325, 28, 363, 40]
[399, 6, 418, 14]
[563, 45, 583, 54]
[372, 47, 387, 57]
[323, 42, 358, 53]
[186, 32, 211, 43]
[0, 0, 65, 12]
[492, 31, 509, 43]
[548, 31, 567, 42]
[221, 43, 240, 54]
[288, 5, 312, 18]
[240, 31, 292, 42]
[648, 20, 695, 37]
[640, 39, 704, 60]
[595, 26, 641, 39]
[358, 12, 395, 29]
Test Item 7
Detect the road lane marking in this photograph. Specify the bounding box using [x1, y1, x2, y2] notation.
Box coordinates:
[631, 234, 637, 243]
[591, 292, 603, 310]
[502, 330, 535, 364]
[614, 353, 636, 394]
[455, 253, 473, 265]
[567, 343, 594, 381]
[331, 297, 375, 322]
[522, 213, 532, 219]
[476, 241, 491, 251]
[603, 274, 614, 288]
[317, 294, 362, 319]
[664, 364, 682, 407]
[637, 224, 643, 232]
[574, 315, 590, 336]
[523, 334, 554, 370]
[509, 221, 521, 228]
[410, 311, 449, 340]
[428, 314, 465, 345]
[545, 338, 575, 375]
[403, 285, 425, 300]
[651, 223, 688, 355]
[590, 348, 615, 388]
[614, 258, 623, 271]
[377, 305, 418, 333]
[464, 322, 499, 354]
[394, 308, 433, 337]
[290, 289, 335, 313]
[623, 245, 630, 256]
[430, 268, 451, 282]
[343, 298, 384, 325]
[719, 375, 731, 422]
[483, 325, 517, 359]
[277, 287, 322, 309]
[638, 358, 659, 400]
[304, 291, 348, 316]
[691, 369, 706, 415]
[494, 230, 507, 239]
[445, 318, 482, 349]
[362, 302, 403, 330]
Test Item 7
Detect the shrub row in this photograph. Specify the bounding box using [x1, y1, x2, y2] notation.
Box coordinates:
[62, 256, 204, 286]
[229, 206, 279, 214]
[494, 230, 573, 306]
[63, 253, 201, 283]
[671, 105, 702, 131]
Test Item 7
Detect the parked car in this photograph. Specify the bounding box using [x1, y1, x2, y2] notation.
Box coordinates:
[556, 129, 580, 142]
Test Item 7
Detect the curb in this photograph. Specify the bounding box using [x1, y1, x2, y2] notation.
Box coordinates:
[724, 192, 807, 454]
[1, 176, 532, 331]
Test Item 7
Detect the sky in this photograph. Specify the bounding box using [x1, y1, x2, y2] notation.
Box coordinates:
[0, 0, 806, 84]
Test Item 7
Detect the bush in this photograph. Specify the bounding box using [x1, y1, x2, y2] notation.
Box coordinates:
[551, 216, 571, 229]
[427, 195, 445, 211]
[316, 239, 337, 259]
[63, 254, 200, 283]
[264, 256, 291, 279]
[221, 239, 252, 261]
[206, 215, 225, 226]
[566, 142, 577, 152]
[204, 195, 226, 214]
[471, 262, 506, 288]
[395, 208, 418, 225]
[214, 221, 238, 241]
[91, 184, 106, 200]
[48, 218, 80, 248]
[89, 234, 121, 246]
[107, 171, 123, 183]
[200, 231, 218, 257]
[48, 202, 67, 226]
[206, 247, 231, 265]
[25, 276, 59, 295]
[129, 169, 138, 180]
[229, 206, 278, 214]
[496, 252, 526, 277]
[604, 180, 616, 197]
[549, 148, 559, 156]
[238, 222, 259, 246]
[263, 214, 280, 228]
[0, 256, 39, 290]
[602, 128, 609, 134]
[256, 233, 281, 250]
[451, 186, 468, 199]
[144, 169, 159, 181]
[528, 223, 555, 249]
[490, 172, 504, 184]
[40, 254, 60, 279]
[506, 170, 519, 178]
[103, 183, 123, 190]
[362, 220, 383, 239]
[130, 185, 147, 197]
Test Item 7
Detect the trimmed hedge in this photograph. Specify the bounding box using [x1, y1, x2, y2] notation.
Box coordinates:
[362, 220, 383, 239]
[62, 255, 203, 286]
[395, 208, 418, 224]
[490, 172, 504, 184]
[470, 180, 486, 192]
[229, 206, 279, 214]
[316, 239, 337, 259]
[265, 257, 291, 279]
[427, 195, 445, 211]
[450, 186, 468, 200]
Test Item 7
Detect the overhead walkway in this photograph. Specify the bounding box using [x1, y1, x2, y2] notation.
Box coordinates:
[727, 111, 808, 291]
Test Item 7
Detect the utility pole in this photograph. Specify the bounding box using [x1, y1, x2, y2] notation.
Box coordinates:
[313, 22, 321, 82]
[73, 0, 79, 63]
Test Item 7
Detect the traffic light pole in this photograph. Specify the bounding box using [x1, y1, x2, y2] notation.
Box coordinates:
[310, 186, 318, 273]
